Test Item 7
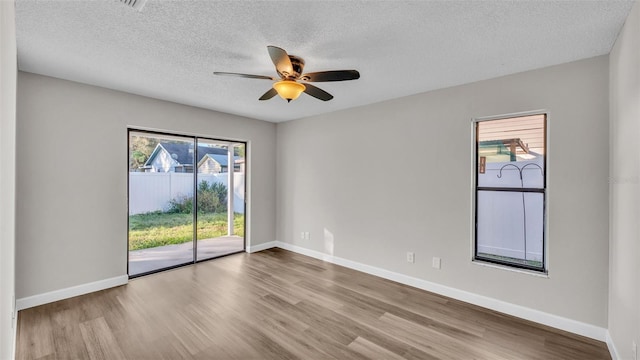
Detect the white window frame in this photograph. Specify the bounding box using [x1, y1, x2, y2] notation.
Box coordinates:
[471, 111, 549, 274]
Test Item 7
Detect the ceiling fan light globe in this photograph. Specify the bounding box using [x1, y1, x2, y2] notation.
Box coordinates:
[273, 80, 305, 102]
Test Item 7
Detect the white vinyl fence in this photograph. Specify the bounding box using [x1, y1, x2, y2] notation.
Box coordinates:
[477, 158, 544, 262]
[129, 172, 245, 215]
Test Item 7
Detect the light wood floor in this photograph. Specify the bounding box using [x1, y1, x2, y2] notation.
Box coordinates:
[16, 248, 610, 359]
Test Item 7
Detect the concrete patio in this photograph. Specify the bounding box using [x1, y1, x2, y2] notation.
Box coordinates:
[129, 235, 244, 276]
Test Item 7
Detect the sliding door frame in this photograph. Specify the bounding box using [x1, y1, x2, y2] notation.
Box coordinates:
[127, 128, 247, 278]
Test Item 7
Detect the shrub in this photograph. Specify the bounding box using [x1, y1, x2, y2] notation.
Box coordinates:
[167, 194, 193, 214]
[197, 180, 227, 213]
[165, 181, 228, 214]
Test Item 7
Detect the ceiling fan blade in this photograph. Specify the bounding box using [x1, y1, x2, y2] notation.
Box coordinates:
[267, 46, 294, 78]
[301, 70, 360, 82]
[303, 83, 334, 101]
[214, 72, 274, 80]
[259, 88, 278, 101]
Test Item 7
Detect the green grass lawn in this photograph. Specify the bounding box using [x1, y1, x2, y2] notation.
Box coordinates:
[129, 212, 244, 251]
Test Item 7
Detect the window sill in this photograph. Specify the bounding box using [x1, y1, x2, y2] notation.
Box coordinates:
[472, 259, 549, 278]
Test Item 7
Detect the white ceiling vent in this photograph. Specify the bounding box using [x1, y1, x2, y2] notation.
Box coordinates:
[119, 0, 147, 11]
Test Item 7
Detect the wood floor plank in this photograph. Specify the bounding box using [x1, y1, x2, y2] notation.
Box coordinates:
[16, 248, 611, 359]
[49, 306, 91, 360]
[348, 336, 407, 360]
[79, 317, 126, 360]
[16, 307, 55, 360]
[378, 312, 513, 360]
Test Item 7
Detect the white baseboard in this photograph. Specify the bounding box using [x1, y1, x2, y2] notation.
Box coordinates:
[14, 241, 282, 312]
[247, 241, 277, 253]
[16, 275, 128, 311]
[12, 243, 609, 353]
[606, 331, 620, 360]
[274, 241, 607, 342]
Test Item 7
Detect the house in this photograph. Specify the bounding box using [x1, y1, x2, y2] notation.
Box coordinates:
[2, 1, 639, 359]
[197, 153, 241, 174]
[141, 142, 240, 173]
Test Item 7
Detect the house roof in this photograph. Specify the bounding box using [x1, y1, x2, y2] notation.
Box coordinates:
[479, 139, 530, 155]
[198, 154, 240, 167]
[144, 143, 228, 167]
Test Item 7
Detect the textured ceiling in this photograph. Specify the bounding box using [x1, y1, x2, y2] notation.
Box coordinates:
[15, 0, 634, 123]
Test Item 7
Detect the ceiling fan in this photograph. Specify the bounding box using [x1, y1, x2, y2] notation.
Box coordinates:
[214, 46, 360, 103]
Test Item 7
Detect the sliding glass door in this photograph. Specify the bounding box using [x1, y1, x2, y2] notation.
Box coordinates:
[128, 130, 246, 277]
[196, 140, 246, 261]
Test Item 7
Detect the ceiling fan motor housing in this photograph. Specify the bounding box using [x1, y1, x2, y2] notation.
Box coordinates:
[284, 55, 305, 79]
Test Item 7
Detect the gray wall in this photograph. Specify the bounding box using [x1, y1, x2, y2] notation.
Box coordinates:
[16, 72, 277, 298]
[0, 2, 17, 359]
[609, 1, 640, 357]
[277, 56, 610, 327]
[10, 15, 637, 348]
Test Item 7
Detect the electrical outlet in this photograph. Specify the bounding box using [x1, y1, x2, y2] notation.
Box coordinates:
[305, 232, 310, 240]
[432, 257, 441, 269]
[633, 341, 637, 360]
[407, 252, 415, 263]
[300, 232, 305, 240]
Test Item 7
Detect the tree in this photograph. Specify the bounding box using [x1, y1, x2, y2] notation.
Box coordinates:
[234, 144, 245, 158]
[129, 135, 159, 171]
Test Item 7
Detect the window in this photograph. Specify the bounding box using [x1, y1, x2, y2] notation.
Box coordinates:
[474, 114, 547, 272]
